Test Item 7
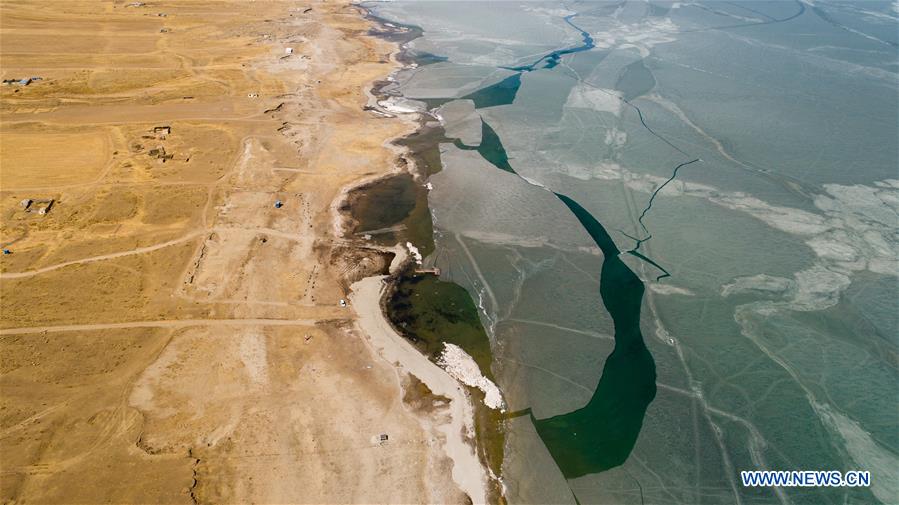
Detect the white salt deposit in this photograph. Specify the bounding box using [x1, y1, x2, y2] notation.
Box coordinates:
[437, 343, 505, 411]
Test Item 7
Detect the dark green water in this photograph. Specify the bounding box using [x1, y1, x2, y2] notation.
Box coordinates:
[451, 116, 658, 478]
[387, 273, 496, 377]
[460, 73, 522, 108]
[386, 273, 506, 478]
[345, 172, 435, 255]
[533, 194, 657, 478]
[453, 120, 515, 173]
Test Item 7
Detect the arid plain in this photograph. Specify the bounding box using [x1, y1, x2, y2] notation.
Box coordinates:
[0, 1, 472, 503]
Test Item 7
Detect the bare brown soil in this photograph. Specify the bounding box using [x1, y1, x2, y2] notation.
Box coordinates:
[0, 1, 466, 503]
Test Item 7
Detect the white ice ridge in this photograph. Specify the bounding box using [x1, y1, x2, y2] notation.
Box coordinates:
[717, 179, 898, 309]
[405, 241, 423, 265]
[437, 343, 505, 411]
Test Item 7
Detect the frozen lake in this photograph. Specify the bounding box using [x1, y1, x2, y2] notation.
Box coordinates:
[368, 1, 899, 503]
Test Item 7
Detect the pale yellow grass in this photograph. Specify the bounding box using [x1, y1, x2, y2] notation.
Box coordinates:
[0, 132, 110, 188]
[0, 33, 159, 54]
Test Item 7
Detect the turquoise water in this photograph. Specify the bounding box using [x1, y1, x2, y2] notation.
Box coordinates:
[369, 2, 899, 503]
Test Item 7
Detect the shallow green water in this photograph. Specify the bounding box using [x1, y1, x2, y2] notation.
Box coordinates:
[386, 273, 505, 477]
[349, 174, 417, 234]
[387, 273, 495, 374]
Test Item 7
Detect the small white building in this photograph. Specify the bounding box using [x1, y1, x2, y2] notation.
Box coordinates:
[285, 47, 294, 55]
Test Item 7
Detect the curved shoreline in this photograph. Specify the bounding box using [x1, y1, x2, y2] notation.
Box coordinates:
[344, 5, 493, 503]
[350, 276, 490, 504]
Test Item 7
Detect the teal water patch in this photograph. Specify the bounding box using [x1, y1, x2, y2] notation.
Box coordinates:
[460, 73, 522, 108]
[419, 73, 521, 110]
[453, 120, 515, 173]
[450, 115, 658, 477]
[407, 50, 448, 65]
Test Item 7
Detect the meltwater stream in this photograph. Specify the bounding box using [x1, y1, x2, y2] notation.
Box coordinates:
[503, 14, 595, 72]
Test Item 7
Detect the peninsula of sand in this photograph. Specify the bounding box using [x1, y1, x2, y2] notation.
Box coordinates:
[0, 1, 489, 503]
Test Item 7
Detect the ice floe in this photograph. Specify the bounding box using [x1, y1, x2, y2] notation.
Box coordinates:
[582, 158, 898, 285]
[604, 128, 627, 148]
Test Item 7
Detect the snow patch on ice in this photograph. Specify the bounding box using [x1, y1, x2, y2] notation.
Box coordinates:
[590, 17, 680, 57]
[648, 284, 694, 296]
[565, 85, 623, 116]
[406, 242, 423, 265]
[378, 96, 424, 114]
[437, 343, 505, 411]
[721, 274, 793, 297]
[604, 128, 627, 148]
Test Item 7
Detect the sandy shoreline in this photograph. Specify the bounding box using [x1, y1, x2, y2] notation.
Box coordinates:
[343, 6, 495, 502]
[351, 276, 490, 504]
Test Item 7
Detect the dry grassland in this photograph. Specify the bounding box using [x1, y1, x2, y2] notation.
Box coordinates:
[0, 1, 466, 503]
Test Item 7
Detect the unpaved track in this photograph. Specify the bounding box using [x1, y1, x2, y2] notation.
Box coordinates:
[0, 232, 208, 279]
[0, 226, 308, 280]
[0, 318, 323, 335]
